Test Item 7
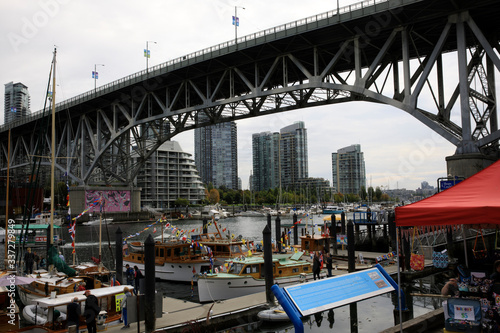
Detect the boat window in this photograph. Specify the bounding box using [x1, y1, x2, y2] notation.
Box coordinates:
[304, 241, 310, 250]
[231, 245, 241, 254]
[155, 248, 158, 256]
[174, 248, 180, 256]
[159, 249, 164, 257]
[166, 249, 171, 257]
[240, 244, 249, 252]
[232, 263, 244, 274]
[292, 268, 299, 273]
[303, 266, 309, 272]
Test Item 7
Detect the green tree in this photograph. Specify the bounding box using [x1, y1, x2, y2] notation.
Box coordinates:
[174, 198, 190, 206]
[375, 187, 382, 201]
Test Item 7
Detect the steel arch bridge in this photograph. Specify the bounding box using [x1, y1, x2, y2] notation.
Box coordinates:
[1, 0, 499, 187]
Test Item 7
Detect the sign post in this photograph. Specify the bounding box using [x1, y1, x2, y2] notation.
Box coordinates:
[271, 264, 403, 332]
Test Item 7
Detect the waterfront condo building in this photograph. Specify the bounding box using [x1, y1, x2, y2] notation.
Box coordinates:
[194, 121, 238, 190]
[136, 141, 205, 208]
[331, 144, 366, 195]
[4, 81, 30, 125]
[252, 121, 308, 191]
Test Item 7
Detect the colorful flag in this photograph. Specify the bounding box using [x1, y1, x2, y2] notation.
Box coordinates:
[144, 49, 150, 58]
[92, 71, 98, 79]
[232, 16, 239, 26]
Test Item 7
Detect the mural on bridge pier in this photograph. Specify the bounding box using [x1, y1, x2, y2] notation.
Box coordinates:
[85, 190, 131, 212]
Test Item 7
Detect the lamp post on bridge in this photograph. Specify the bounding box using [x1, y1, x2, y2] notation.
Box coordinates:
[233, 6, 245, 48]
[93, 64, 104, 94]
[145, 40, 157, 74]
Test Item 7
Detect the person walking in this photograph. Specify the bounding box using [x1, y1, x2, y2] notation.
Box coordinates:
[66, 297, 81, 330]
[313, 251, 321, 280]
[133, 266, 144, 295]
[325, 252, 333, 277]
[121, 287, 133, 329]
[83, 290, 100, 333]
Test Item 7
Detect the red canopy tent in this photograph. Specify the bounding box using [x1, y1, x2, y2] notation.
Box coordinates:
[396, 160, 500, 227]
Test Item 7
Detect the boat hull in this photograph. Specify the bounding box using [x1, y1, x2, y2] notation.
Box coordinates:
[123, 260, 211, 282]
[197, 271, 326, 302]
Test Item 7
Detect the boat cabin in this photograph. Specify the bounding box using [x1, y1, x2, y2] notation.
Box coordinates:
[299, 234, 334, 253]
[32, 286, 129, 330]
[228, 252, 312, 279]
[125, 239, 206, 265]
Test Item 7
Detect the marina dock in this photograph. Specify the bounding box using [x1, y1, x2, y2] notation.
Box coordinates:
[100, 252, 436, 333]
[104, 292, 269, 333]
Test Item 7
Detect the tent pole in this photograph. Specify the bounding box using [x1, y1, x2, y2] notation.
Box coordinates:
[396, 227, 403, 332]
[462, 226, 468, 268]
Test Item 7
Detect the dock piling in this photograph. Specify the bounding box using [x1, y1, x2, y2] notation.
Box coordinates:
[263, 224, 274, 305]
[115, 227, 123, 284]
[144, 234, 156, 332]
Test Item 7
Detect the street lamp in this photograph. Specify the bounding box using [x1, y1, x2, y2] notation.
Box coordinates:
[145, 40, 157, 74]
[93, 64, 104, 93]
[234, 6, 245, 47]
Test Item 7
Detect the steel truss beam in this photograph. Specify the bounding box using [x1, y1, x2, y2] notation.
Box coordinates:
[1, 5, 499, 187]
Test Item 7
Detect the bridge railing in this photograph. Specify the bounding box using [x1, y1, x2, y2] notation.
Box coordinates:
[1, 0, 422, 132]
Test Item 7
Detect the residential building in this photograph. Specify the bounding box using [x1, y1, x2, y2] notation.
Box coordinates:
[279, 122, 308, 189]
[194, 121, 238, 190]
[4, 81, 30, 124]
[252, 131, 280, 192]
[136, 141, 205, 208]
[331, 144, 366, 195]
[252, 121, 309, 191]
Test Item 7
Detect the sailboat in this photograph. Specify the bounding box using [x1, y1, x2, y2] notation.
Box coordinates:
[18, 49, 113, 312]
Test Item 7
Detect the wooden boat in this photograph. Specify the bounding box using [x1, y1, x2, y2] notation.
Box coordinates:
[197, 252, 326, 303]
[17, 263, 112, 306]
[123, 238, 212, 282]
[124, 221, 257, 282]
[22, 285, 131, 332]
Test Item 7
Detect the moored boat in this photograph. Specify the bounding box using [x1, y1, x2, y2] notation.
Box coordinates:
[124, 220, 257, 282]
[24, 285, 131, 332]
[322, 205, 344, 214]
[17, 262, 112, 306]
[197, 252, 326, 303]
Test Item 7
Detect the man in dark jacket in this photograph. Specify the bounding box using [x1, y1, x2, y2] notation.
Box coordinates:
[66, 297, 81, 329]
[84, 290, 100, 333]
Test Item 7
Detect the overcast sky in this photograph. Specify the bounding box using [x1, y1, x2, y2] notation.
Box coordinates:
[1, 0, 466, 191]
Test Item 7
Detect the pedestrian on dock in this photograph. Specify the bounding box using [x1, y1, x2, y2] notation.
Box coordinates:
[326, 252, 333, 277]
[125, 264, 134, 286]
[83, 289, 100, 333]
[133, 265, 144, 294]
[66, 297, 81, 330]
[24, 247, 35, 274]
[313, 252, 321, 280]
[441, 278, 459, 297]
[121, 287, 133, 329]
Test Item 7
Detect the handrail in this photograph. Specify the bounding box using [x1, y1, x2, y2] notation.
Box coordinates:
[0, 0, 422, 132]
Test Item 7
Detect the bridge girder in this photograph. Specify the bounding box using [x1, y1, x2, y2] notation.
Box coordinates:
[1, 0, 499, 187]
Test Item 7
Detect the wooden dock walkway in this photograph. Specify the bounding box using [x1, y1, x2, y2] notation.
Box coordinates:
[104, 292, 269, 333]
[101, 250, 438, 333]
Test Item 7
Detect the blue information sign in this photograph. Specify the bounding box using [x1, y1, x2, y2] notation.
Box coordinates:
[283, 267, 395, 316]
[440, 179, 462, 190]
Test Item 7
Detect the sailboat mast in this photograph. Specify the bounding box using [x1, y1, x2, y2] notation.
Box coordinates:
[50, 48, 56, 245]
